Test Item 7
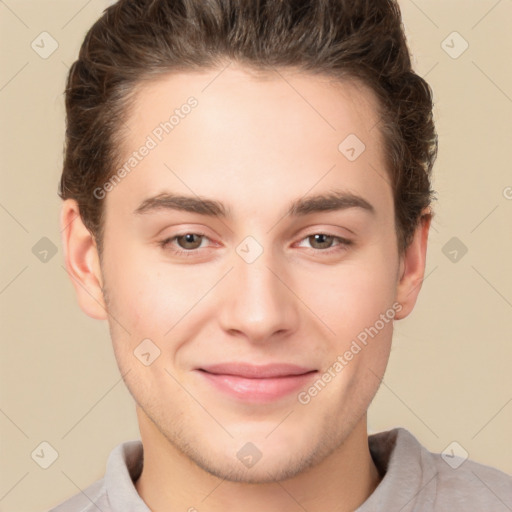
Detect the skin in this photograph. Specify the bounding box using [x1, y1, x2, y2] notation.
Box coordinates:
[61, 63, 430, 512]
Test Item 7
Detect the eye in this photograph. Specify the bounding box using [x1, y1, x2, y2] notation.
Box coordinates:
[173, 233, 205, 250]
[159, 232, 210, 257]
[296, 233, 352, 254]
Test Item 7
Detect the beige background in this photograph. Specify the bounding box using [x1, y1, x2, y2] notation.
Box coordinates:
[1, 1, 511, 511]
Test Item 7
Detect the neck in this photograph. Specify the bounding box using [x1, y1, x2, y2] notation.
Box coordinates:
[134, 410, 381, 512]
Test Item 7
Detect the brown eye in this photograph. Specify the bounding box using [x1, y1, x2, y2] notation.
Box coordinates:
[295, 232, 353, 255]
[159, 231, 213, 258]
[307, 234, 336, 249]
[175, 233, 204, 250]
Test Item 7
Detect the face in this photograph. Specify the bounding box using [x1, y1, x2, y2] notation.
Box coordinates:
[64, 63, 427, 484]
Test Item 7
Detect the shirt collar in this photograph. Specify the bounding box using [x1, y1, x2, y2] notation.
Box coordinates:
[105, 439, 149, 511]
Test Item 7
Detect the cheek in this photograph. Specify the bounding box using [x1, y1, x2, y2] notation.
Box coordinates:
[302, 260, 396, 406]
[103, 243, 200, 332]
[304, 253, 398, 340]
[102, 247, 221, 377]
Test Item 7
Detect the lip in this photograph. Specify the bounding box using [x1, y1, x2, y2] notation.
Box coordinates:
[198, 362, 315, 378]
[195, 363, 317, 403]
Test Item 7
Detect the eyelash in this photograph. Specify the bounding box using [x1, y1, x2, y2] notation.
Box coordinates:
[159, 232, 353, 258]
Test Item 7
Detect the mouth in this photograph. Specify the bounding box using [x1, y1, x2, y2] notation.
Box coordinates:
[195, 363, 318, 403]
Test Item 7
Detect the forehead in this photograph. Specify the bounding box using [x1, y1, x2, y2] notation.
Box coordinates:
[126, 64, 383, 147]
[106, 64, 392, 222]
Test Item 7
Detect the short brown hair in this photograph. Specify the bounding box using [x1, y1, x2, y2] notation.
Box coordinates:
[59, 0, 437, 256]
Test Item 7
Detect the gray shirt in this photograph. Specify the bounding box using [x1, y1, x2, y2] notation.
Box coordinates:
[48, 427, 512, 511]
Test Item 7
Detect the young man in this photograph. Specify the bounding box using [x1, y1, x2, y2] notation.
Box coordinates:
[53, 0, 512, 510]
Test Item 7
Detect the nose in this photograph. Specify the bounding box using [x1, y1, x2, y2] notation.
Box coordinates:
[216, 244, 300, 344]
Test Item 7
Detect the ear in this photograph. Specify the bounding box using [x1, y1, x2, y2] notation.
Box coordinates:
[60, 199, 107, 320]
[394, 209, 431, 320]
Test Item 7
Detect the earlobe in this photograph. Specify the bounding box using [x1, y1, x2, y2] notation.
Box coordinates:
[60, 199, 108, 320]
[394, 210, 432, 320]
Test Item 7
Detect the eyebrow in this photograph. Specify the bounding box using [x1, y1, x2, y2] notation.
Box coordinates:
[133, 190, 375, 218]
